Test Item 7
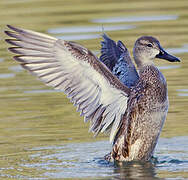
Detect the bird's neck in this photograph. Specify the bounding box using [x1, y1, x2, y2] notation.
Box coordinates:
[133, 52, 154, 69]
[136, 58, 154, 70]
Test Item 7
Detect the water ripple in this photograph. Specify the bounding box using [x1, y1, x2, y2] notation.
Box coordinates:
[158, 65, 181, 70]
[167, 44, 188, 55]
[92, 15, 178, 23]
[0, 73, 15, 79]
[19, 136, 188, 179]
[8, 65, 23, 73]
[56, 34, 100, 41]
[24, 89, 62, 94]
[48, 25, 135, 34]
[0, 58, 4, 62]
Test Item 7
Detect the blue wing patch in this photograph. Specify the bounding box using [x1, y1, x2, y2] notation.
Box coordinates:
[112, 53, 139, 88]
[100, 33, 139, 88]
[100, 33, 120, 71]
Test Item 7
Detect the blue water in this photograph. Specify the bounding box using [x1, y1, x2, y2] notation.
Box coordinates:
[24, 89, 63, 94]
[48, 24, 135, 41]
[56, 34, 100, 41]
[92, 15, 178, 23]
[0, 73, 15, 79]
[8, 65, 23, 73]
[158, 65, 181, 70]
[48, 24, 135, 34]
[13, 136, 187, 179]
[167, 44, 188, 55]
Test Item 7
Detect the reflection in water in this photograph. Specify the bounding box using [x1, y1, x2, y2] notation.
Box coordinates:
[167, 44, 188, 55]
[177, 93, 188, 97]
[113, 161, 160, 180]
[92, 15, 178, 23]
[157, 65, 181, 70]
[48, 25, 135, 34]
[24, 89, 62, 94]
[49, 25, 135, 41]
[8, 65, 23, 73]
[177, 89, 188, 97]
[0, 73, 15, 79]
[56, 34, 100, 41]
[177, 89, 188, 92]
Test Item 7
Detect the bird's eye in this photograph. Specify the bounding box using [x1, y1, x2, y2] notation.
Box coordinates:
[147, 43, 153, 47]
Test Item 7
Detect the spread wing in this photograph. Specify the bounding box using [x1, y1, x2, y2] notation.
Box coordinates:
[5, 25, 131, 143]
[100, 33, 139, 88]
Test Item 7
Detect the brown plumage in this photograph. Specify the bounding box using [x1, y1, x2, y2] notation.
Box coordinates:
[4, 25, 180, 162]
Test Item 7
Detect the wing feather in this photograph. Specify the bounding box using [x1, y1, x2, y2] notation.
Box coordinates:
[5, 25, 130, 143]
[100, 33, 139, 87]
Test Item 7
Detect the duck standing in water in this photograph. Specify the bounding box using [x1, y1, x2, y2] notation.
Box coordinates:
[5, 25, 180, 162]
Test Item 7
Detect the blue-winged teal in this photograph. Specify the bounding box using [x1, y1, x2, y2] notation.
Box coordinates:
[5, 25, 180, 162]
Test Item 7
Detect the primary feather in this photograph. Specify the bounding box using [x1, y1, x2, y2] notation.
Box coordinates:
[5, 25, 130, 143]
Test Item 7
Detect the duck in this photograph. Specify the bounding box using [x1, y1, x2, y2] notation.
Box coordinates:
[4, 25, 180, 162]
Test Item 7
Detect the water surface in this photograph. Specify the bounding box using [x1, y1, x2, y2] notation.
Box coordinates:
[56, 34, 100, 41]
[49, 24, 135, 41]
[0, 73, 15, 79]
[48, 24, 135, 34]
[92, 15, 178, 23]
[0, 137, 187, 179]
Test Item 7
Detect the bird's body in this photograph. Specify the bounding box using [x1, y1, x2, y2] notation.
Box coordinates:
[5, 25, 180, 162]
[111, 65, 168, 161]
